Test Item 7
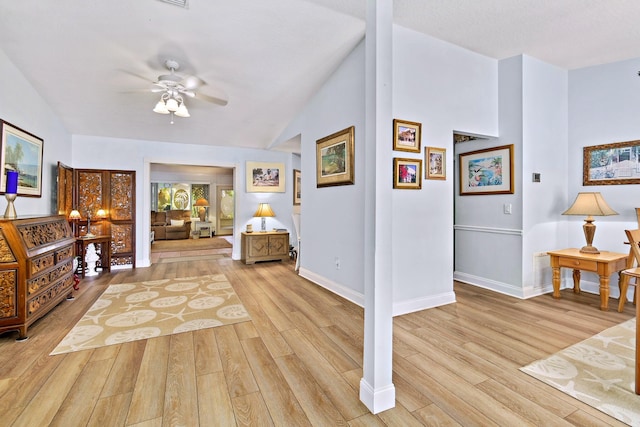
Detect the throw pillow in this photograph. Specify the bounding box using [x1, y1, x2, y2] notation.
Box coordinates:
[170, 219, 184, 227]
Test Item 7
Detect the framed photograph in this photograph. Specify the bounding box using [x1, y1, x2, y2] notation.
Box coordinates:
[459, 144, 514, 195]
[583, 140, 640, 185]
[0, 120, 43, 197]
[393, 119, 421, 153]
[393, 158, 422, 189]
[246, 161, 285, 193]
[426, 147, 446, 180]
[316, 126, 355, 188]
[293, 169, 301, 205]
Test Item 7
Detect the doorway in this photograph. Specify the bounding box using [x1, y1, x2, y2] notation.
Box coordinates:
[216, 185, 234, 236]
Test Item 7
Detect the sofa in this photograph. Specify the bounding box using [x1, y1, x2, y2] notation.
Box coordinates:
[151, 210, 192, 240]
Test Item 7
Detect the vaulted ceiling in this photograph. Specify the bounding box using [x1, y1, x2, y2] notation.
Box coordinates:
[1, 1, 639, 153]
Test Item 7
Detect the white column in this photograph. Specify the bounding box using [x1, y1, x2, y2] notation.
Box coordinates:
[360, 0, 395, 414]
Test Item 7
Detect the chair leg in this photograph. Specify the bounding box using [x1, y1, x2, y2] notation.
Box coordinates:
[618, 274, 631, 312]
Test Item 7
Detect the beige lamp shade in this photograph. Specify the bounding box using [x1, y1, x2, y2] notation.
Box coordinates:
[253, 203, 275, 231]
[562, 192, 618, 254]
[195, 198, 209, 222]
[96, 209, 107, 219]
[68, 210, 81, 220]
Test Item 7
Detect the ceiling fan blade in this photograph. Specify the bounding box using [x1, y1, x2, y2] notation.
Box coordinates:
[194, 92, 229, 106]
[180, 90, 196, 98]
[119, 69, 153, 84]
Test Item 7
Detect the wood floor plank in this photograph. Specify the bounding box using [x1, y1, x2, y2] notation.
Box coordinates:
[162, 332, 199, 427]
[240, 337, 311, 426]
[126, 335, 171, 425]
[100, 339, 147, 398]
[197, 371, 237, 426]
[231, 392, 274, 427]
[87, 392, 132, 427]
[215, 325, 259, 398]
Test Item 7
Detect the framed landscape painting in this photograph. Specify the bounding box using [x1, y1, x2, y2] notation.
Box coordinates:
[316, 126, 355, 187]
[293, 169, 301, 205]
[583, 140, 640, 185]
[459, 144, 514, 195]
[0, 120, 43, 197]
[246, 161, 285, 193]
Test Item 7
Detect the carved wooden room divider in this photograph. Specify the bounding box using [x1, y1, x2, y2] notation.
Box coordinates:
[57, 162, 136, 269]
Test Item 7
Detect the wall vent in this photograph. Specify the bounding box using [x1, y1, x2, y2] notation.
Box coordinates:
[157, 0, 189, 8]
[533, 252, 551, 288]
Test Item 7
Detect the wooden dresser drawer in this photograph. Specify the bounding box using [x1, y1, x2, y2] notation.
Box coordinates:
[558, 257, 597, 271]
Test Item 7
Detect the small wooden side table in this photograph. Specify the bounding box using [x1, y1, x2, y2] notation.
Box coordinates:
[547, 248, 628, 311]
[76, 235, 112, 278]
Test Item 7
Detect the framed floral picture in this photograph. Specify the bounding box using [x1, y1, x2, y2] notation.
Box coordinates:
[316, 126, 355, 187]
[393, 119, 421, 153]
[426, 147, 446, 180]
[393, 158, 422, 189]
[459, 144, 514, 195]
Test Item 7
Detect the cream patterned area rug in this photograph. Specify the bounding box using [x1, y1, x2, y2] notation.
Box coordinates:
[51, 274, 250, 355]
[521, 318, 638, 426]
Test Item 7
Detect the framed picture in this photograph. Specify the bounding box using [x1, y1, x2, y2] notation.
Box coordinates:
[459, 144, 514, 195]
[426, 147, 446, 180]
[393, 119, 421, 153]
[246, 161, 285, 193]
[0, 120, 43, 197]
[293, 169, 301, 205]
[583, 140, 640, 185]
[393, 158, 422, 189]
[316, 126, 355, 187]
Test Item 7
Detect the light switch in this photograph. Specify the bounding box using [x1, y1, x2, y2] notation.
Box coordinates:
[504, 203, 512, 214]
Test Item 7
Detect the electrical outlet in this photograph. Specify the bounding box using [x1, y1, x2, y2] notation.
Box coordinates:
[335, 257, 340, 269]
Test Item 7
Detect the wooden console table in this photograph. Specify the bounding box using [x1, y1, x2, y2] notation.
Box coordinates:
[547, 248, 628, 311]
[76, 235, 112, 278]
[241, 231, 289, 264]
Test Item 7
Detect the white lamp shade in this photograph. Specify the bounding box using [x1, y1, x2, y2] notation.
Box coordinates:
[165, 97, 179, 112]
[153, 100, 170, 114]
[562, 192, 618, 216]
[175, 103, 190, 117]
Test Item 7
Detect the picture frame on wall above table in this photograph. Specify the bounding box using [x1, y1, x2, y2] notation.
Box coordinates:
[0, 120, 44, 197]
[459, 144, 514, 195]
[316, 126, 355, 188]
[393, 157, 422, 189]
[392, 119, 421, 153]
[425, 147, 446, 180]
[246, 161, 285, 192]
[583, 140, 640, 185]
[293, 169, 301, 205]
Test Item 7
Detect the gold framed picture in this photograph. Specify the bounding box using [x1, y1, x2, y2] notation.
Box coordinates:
[459, 144, 514, 195]
[293, 169, 301, 205]
[392, 119, 421, 153]
[393, 157, 422, 189]
[316, 126, 355, 187]
[246, 162, 285, 193]
[426, 147, 446, 180]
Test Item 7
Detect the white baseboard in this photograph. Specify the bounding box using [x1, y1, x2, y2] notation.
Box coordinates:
[454, 271, 526, 299]
[392, 292, 456, 316]
[298, 268, 364, 307]
[359, 378, 395, 414]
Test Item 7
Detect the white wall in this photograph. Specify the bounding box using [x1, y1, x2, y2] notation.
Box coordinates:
[567, 57, 640, 298]
[72, 135, 295, 267]
[0, 49, 72, 216]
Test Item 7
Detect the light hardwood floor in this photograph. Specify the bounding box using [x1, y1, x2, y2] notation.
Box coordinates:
[0, 253, 635, 426]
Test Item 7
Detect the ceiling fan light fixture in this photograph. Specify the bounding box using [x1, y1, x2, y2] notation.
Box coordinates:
[175, 103, 190, 118]
[165, 97, 179, 112]
[153, 100, 170, 114]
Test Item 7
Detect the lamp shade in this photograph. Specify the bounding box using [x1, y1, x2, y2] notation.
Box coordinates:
[562, 192, 618, 216]
[153, 100, 169, 114]
[194, 198, 209, 207]
[69, 210, 81, 220]
[253, 203, 275, 218]
[96, 209, 107, 219]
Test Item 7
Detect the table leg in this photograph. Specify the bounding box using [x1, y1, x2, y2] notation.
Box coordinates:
[635, 295, 639, 394]
[572, 269, 581, 293]
[552, 266, 561, 298]
[598, 275, 610, 311]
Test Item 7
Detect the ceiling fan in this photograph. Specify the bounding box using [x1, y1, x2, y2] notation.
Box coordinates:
[149, 59, 228, 123]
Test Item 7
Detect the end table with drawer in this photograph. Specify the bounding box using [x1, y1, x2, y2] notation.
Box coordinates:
[547, 248, 628, 311]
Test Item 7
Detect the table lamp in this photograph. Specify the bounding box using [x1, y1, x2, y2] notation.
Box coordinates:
[194, 198, 209, 222]
[253, 203, 275, 232]
[562, 192, 618, 254]
[4, 170, 18, 219]
[69, 209, 81, 237]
